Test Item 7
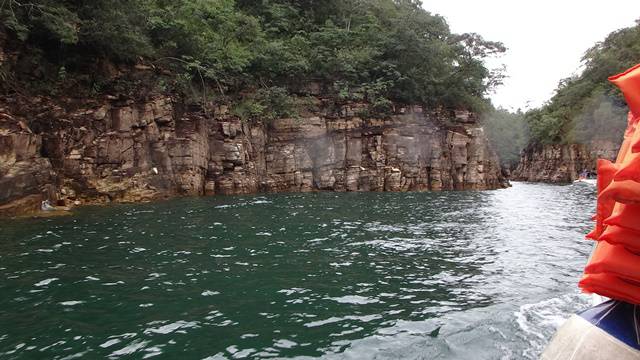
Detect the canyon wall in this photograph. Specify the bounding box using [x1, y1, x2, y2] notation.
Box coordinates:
[512, 140, 619, 183]
[0, 96, 508, 216]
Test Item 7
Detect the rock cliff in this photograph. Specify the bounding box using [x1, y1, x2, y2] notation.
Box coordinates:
[0, 110, 56, 216]
[0, 95, 508, 216]
[512, 141, 619, 183]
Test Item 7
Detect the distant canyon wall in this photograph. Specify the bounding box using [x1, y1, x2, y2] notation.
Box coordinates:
[512, 140, 619, 183]
[0, 95, 508, 216]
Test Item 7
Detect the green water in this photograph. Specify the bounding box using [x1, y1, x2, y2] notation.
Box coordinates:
[0, 182, 596, 359]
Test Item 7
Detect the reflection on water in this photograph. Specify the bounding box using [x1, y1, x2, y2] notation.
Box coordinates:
[0, 182, 595, 359]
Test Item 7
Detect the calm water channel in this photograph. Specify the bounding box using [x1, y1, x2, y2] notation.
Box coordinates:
[0, 182, 596, 359]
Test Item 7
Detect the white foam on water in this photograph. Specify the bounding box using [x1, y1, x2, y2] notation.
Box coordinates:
[100, 339, 121, 348]
[202, 353, 228, 360]
[514, 292, 591, 359]
[231, 348, 256, 358]
[142, 345, 163, 358]
[277, 288, 309, 296]
[330, 326, 364, 337]
[144, 320, 199, 335]
[34, 278, 59, 287]
[274, 339, 297, 349]
[305, 314, 382, 328]
[59, 301, 84, 306]
[201, 290, 220, 296]
[109, 340, 149, 357]
[329, 262, 352, 267]
[59, 349, 89, 359]
[327, 295, 380, 305]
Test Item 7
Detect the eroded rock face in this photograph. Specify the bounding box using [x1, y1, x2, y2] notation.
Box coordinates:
[0, 109, 56, 216]
[512, 141, 619, 183]
[0, 96, 507, 216]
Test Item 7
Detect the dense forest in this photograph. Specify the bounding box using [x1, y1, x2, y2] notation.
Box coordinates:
[481, 108, 527, 167]
[0, 0, 505, 119]
[525, 20, 640, 145]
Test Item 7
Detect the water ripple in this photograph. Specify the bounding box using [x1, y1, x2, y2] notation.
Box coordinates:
[0, 183, 595, 359]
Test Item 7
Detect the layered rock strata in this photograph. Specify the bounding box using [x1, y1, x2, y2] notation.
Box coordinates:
[0, 109, 56, 216]
[512, 141, 619, 183]
[0, 96, 507, 216]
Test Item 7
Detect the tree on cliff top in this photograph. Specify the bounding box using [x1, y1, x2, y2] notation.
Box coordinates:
[525, 20, 640, 145]
[0, 0, 505, 113]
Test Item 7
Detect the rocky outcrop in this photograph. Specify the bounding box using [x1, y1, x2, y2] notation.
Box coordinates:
[0, 95, 507, 216]
[512, 141, 619, 183]
[0, 110, 56, 216]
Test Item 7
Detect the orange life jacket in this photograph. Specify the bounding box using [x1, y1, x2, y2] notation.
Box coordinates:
[608, 63, 640, 118]
[580, 63, 640, 305]
[585, 159, 617, 240]
[598, 225, 640, 254]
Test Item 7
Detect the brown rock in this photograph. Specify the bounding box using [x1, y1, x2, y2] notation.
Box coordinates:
[0, 95, 508, 217]
[512, 141, 619, 183]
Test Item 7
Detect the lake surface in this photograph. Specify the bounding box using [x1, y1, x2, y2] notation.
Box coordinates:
[0, 182, 596, 359]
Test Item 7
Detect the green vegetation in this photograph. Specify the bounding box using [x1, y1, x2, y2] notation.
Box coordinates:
[525, 20, 640, 145]
[482, 108, 527, 167]
[485, 21, 640, 166]
[0, 0, 504, 116]
[231, 86, 309, 122]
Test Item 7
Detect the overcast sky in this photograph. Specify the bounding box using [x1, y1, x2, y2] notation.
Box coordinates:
[423, 1, 640, 110]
